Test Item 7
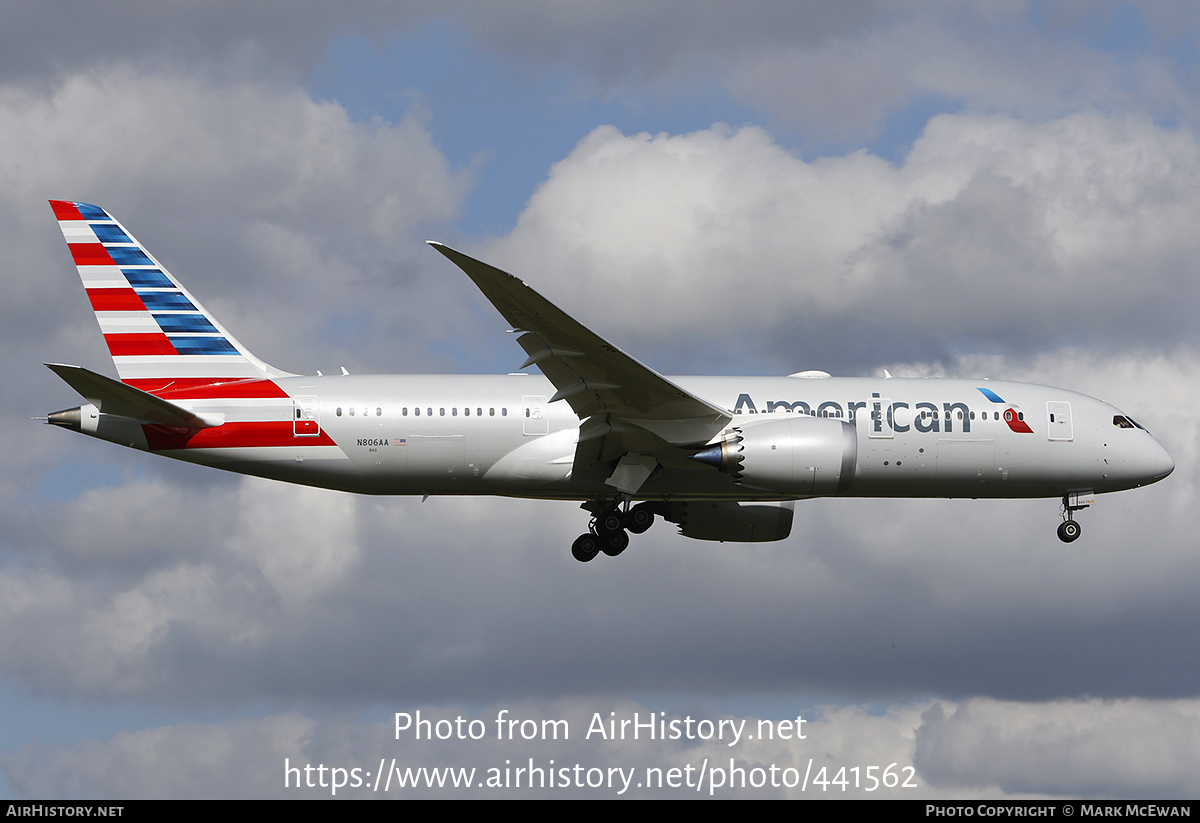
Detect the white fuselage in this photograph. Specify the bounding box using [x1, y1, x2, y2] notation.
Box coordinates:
[80, 373, 1174, 502]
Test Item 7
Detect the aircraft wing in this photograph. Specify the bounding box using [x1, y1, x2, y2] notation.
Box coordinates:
[429, 244, 731, 465]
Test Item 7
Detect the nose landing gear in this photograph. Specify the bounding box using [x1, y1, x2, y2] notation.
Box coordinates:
[1056, 491, 1092, 543]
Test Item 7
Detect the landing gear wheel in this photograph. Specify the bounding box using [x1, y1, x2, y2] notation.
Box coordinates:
[571, 533, 601, 562]
[1057, 520, 1081, 543]
[602, 530, 629, 557]
[596, 509, 626, 537]
[626, 503, 654, 535]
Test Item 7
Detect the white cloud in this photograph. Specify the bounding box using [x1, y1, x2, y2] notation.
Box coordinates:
[226, 481, 361, 603]
[0, 65, 471, 378]
[0, 63, 475, 544]
[484, 113, 1200, 375]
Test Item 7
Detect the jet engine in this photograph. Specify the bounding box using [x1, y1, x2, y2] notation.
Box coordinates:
[663, 500, 795, 542]
[690, 416, 857, 495]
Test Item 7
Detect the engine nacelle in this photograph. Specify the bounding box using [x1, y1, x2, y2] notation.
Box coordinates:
[691, 415, 857, 495]
[664, 500, 795, 542]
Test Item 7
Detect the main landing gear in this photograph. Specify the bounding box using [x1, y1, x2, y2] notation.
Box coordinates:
[1056, 492, 1091, 543]
[571, 498, 657, 562]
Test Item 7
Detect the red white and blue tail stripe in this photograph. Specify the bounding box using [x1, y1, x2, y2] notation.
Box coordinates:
[49, 200, 295, 393]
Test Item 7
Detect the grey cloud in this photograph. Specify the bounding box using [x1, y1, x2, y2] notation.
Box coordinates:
[916, 698, 1200, 798]
[0, 713, 317, 799]
[0, 2, 437, 85]
[448, 4, 1200, 139]
[0, 2, 885, 93]
[6, 4, 1200, 146]
[0, 700, 922, 799]
[13, 695, 1200, 799]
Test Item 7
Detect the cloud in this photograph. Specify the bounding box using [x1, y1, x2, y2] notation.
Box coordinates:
[719, 11, 1140, 137]
[0, 2, 437, 85]
[0, 713, 317, 800]
[10, 695, 1200, 799]
[0, 699, 924, 799]
[6, 4, 1200, 143]
[424, 4, 1200, 142]
[0, 63, 475, 522]
[482, 112, 1200, 375]
[0, 63, 470, 366]
[916, 698, 1200, 798]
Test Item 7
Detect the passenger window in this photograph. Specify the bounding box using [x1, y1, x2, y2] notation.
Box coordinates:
[336, 407, 342, 417]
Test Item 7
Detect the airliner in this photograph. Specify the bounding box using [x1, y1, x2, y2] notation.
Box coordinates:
[43, 200, 1174, 562]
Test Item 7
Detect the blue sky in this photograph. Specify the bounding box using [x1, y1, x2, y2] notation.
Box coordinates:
[2, 2, 1200, 799]
[306, 21, 984, 237]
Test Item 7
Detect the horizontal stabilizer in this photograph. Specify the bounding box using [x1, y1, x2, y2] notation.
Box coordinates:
[45, 363, 223, 428]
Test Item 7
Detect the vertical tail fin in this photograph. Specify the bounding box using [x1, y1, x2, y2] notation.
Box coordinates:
[49, 200, 294, 392]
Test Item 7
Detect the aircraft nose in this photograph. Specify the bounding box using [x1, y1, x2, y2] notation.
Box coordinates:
[1153, 438, 1174, 481]
[1131, 435, 1174, 486]
[1111, 430, 1174, 489]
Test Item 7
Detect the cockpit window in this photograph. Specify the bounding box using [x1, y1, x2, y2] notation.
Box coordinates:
[1113, 415, 1136, 429]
